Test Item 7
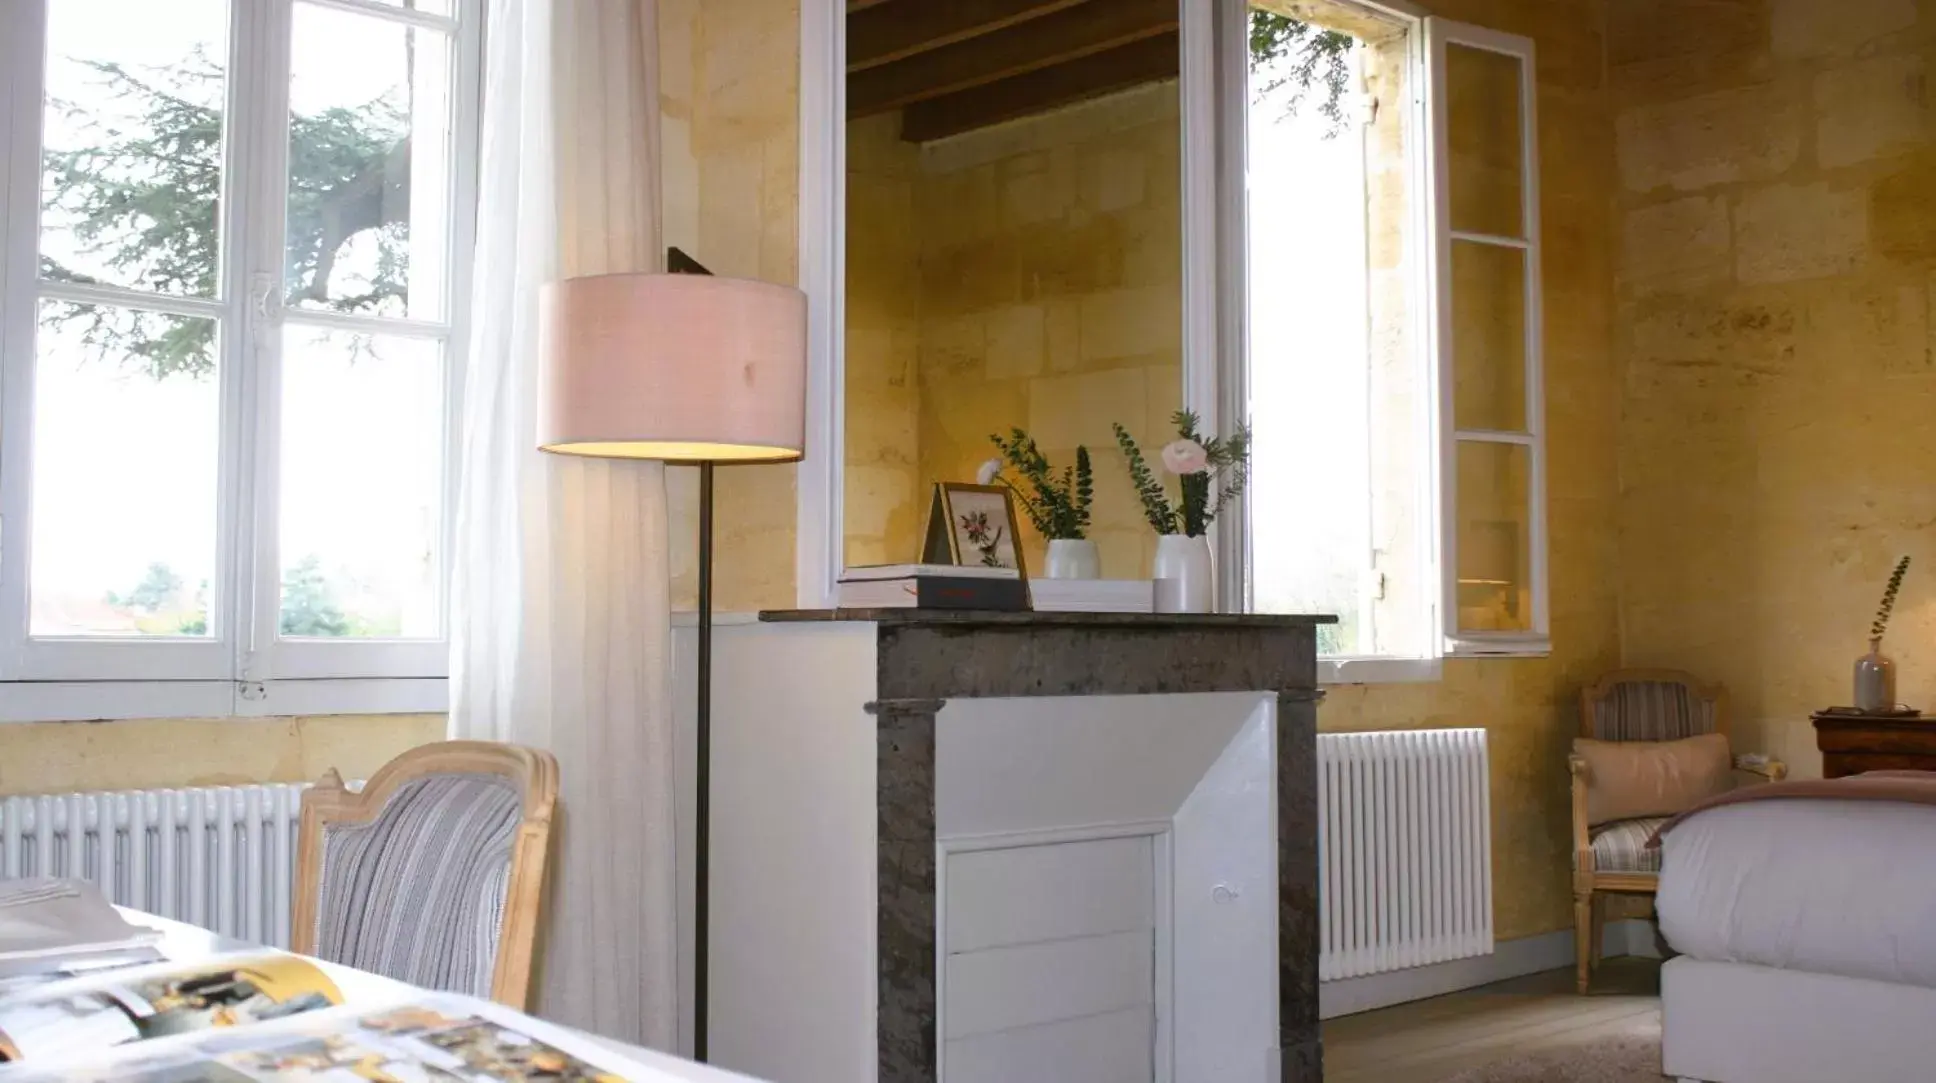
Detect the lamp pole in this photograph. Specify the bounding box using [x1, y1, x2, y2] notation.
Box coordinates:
[694, 460, 714, 1062]
[533, 270, 804, 1065]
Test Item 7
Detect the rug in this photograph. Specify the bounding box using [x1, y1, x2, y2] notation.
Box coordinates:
[1439, 1015, 1671, 1082]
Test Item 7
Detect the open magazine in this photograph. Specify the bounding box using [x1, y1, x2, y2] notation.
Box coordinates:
[0, 952, 697, 1081]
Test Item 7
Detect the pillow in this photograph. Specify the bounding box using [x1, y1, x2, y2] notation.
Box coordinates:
[1573, 732, 1731, 827]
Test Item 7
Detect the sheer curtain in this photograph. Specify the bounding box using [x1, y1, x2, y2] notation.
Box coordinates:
[449, 0, 678, 1047]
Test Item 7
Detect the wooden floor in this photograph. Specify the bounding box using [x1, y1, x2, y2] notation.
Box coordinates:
[1321, 958, 1663, 1083]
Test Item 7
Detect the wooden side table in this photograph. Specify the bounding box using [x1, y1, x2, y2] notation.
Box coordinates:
[1812, 711, 1936, 777]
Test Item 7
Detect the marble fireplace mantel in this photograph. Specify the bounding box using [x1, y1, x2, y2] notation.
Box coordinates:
[706, 609, 1332, 1083]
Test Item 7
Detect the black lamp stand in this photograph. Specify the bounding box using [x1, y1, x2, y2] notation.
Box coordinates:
[694, 460, 715, 1062]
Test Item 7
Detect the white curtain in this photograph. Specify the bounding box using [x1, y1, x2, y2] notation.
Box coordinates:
[450, 0, 678, 1048]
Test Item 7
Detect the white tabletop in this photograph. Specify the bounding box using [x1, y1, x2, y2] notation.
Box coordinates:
[119, 909, 763, 1083]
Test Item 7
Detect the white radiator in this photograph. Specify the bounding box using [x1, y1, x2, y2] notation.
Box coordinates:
[1318, 728, 1492, 981]
[0, 783, 311, 949]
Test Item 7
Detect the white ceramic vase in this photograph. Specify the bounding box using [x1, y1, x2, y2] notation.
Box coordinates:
[1152, 533, 1213, 613]
[1854, 638, 1898, 713]
[1044, 538, 1101, 580]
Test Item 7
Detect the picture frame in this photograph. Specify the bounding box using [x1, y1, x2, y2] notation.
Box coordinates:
[922, 483, 1030, 579]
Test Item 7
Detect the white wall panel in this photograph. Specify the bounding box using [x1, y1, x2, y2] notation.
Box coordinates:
[946, 836, 1154, 954]
[935, 692, 1270, 838]
[946, 929, 1154, 1040]
[946, 1007, 1154, 1083]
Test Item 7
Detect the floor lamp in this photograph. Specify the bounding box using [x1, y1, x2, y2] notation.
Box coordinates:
[536, 272, 808, 1062]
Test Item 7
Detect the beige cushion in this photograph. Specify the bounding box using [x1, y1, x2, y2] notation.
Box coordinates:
[1574, 732, 1731, 827]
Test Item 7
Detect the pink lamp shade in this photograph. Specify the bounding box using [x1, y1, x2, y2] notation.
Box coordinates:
[537, 273, 808, 463]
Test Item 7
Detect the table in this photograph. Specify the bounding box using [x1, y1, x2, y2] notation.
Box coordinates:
[1811, 711, 1936, 777]
[119, 909, 760, 1083]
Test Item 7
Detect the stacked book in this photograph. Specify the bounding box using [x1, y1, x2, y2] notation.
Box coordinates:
[1029, 579, 1154, 613]
[837, 564, 1028, 610]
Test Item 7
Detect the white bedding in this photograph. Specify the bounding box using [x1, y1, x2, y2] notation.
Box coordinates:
[1656, 798, 1936, 987]
[1662, 957, 1936, 1083]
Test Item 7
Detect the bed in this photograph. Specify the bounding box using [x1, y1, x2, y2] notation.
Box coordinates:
[1654, 775, 1936, 1083]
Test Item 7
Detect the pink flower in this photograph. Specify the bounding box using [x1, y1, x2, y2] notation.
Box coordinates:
[976, 458, 1002, 486]
[1161, 439, 1209, 475]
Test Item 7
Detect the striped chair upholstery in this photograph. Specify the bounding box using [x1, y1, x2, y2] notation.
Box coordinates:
[1588, 816, 1669, 874]
[311, 773, 522, 998]
[1583, 679, 1718, 742]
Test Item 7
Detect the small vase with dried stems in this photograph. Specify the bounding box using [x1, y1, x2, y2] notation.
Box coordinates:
[1855, 556, 1910, 714]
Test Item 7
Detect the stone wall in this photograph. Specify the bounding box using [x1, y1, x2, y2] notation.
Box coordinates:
[914, 84, 1184, 578]
[0, 714, 446, 796]
[660, 0, 802, 610]
[1613, 0, 1936, 775]
[841, 85, 1184, 577]
[844, 114, 926, 567]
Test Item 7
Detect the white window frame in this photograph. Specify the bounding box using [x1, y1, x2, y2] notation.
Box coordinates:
[0, 0, 481, 719]
[1424, 17, 1548, 658]
[1230, 6, 1549, 677]
[1221, 0, 1447, 684]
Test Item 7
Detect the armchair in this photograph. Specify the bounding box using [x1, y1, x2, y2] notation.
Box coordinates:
[1569, 669, 1785, 993]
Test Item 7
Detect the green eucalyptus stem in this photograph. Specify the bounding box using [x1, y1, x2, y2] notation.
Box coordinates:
[1113, 422, 1177, 534]
[1871, 555, 1911, 644]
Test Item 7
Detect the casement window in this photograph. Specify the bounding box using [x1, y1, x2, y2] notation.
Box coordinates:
[0, 0, 480, 719]
[1238, 2, 1547, 677]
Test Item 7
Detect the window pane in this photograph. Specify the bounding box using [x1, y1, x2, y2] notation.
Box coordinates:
[1247, 7, 1428, 658]
[347, 0, 454, 14]
[1445, 42, 1523, 239]
[1455, 440, 1533, 634]
[1451, 239, 1527, 432]
[29, 302, 219, 636]
[279, 326, 444, 639]
[285, 4, 454, 321]
[1247, 26, 1371, 656]
[38, 0, 229, 298]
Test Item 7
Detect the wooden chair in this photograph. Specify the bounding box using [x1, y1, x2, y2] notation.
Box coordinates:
[1568, 669, 1784, 994]
[293, 741, 560, 1009]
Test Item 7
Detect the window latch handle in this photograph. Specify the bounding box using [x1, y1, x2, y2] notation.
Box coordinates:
[249, 272, 278, 322]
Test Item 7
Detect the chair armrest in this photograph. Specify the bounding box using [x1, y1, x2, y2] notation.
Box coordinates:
[1568, 755, 1593, 875]
[1733, 753, 1788, 782]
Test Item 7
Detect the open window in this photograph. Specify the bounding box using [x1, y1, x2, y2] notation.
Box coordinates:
[1426, 18, 1547, 655]
[1239, 3, 1547, 674]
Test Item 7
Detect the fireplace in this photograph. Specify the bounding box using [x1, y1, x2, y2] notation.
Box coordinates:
[703, 611, 1327, 1083]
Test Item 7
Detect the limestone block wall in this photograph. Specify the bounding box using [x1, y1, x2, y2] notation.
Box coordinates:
[1612, 0, 1936, 775]
[660, 0, 802, 610]
[843, 115, 925, 567]
[914, 84, 1184, 579]
[841, 85, 1184, 577]
[0, 714, 446, 796]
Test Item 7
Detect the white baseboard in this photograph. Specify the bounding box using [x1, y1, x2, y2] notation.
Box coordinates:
[1319, 919, 1661, 1019]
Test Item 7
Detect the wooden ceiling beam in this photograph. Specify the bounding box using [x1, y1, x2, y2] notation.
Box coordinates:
[849, 0, 1179, 119]
[900, 32, 1180, 143]
[848, 0, 1091, 72]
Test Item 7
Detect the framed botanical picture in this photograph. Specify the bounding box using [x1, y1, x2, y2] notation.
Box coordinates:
[922, 483, 1029, 576]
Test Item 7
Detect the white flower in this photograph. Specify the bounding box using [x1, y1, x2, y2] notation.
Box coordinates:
[976, 458, 1003, 486]
[1160, 439, 1209, 475]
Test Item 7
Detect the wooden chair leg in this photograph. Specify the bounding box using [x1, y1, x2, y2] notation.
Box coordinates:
[1574, 892, 1593, 994]
[1589, 894, 1605, 968]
